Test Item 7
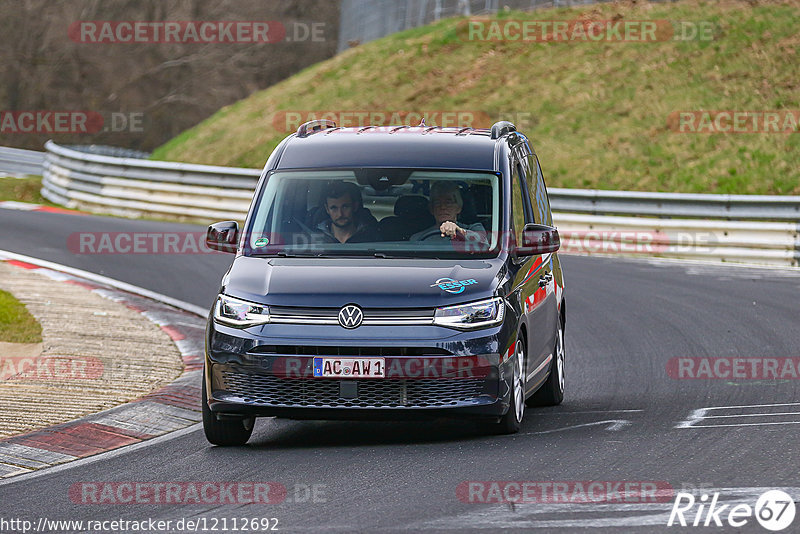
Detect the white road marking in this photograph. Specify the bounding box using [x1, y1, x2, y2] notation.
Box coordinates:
[681, 421, 800, 429]
[703, 411, 800, 419]
[524, 419, 632, 435]
[536, 409, 643, 415]
[676, 402, 800, 428]
[703, 402, 800, 410]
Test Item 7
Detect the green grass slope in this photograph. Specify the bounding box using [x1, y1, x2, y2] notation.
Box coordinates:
[152, 0, 799, 194]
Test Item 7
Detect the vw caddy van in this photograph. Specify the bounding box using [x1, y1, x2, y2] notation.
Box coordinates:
[203, 120, 566, 445]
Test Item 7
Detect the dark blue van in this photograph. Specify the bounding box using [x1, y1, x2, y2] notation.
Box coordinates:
[203, 120, 566, 445]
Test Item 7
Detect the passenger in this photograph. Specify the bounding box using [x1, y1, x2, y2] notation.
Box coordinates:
[317, 182, 380, 243]
[411, 182, 487, 243]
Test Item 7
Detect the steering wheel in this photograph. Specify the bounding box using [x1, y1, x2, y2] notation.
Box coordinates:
[416, 228, 451, 241]
[281, 216, 320, 243]
[292, 217, 316, 234]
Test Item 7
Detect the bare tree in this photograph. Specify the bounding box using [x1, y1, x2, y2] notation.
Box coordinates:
[0, 0, 340, 151]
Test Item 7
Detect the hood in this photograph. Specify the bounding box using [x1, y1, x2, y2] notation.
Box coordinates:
[222, 256, 504, 308]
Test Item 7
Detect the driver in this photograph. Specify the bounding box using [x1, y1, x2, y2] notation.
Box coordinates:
[410, 181, 487, 244]
[318, 181, 380, 243]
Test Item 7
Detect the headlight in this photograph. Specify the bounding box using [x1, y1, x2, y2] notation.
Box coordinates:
[214, 294, 270, 327]
[433, 297, 505, 330]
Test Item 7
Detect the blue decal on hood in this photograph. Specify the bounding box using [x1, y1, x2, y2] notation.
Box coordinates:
[430, 277, 477, 294]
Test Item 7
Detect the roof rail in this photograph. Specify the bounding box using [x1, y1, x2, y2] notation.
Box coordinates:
[490, 121, 517, 140]
[297, 119, 338, 138]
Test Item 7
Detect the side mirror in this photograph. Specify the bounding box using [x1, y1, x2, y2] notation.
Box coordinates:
[518, 223, 560, 256]
[206, 221, 239, 253]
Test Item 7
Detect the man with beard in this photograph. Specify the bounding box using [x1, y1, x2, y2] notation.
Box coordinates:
[317, 181, 380, 243]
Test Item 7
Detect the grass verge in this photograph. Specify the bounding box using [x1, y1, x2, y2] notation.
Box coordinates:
[0, 176, 46, 204]
[0, 289, 43, 344]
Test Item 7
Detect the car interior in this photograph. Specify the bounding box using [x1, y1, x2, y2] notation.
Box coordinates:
[299, 181, 494, 242]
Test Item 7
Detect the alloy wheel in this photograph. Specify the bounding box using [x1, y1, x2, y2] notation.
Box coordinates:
[514, 338, 525, 422]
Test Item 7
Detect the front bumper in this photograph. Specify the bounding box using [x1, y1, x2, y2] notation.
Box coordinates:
[205, 322, 515, 420]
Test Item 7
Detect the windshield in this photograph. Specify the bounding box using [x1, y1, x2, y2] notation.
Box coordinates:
[244, 168, 501, 258]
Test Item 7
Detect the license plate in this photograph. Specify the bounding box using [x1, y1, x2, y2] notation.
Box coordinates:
[313, 357, 385, 378]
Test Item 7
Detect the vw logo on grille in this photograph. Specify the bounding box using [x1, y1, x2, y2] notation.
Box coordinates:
[338, 304, 363, 329]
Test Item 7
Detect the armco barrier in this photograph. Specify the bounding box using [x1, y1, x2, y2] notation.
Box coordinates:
[548, 188, 800, 221]
[39, 141, 800, 267]
[554, 214, 799, 267]
[0, 146, 45, 177]
[42, 140, 260, 221]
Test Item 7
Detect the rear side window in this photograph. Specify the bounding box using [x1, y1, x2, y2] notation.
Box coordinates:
[511, 162, 528, 246]
[526, 153, 553, 226]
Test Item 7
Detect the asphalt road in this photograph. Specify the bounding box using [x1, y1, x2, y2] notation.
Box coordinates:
[1, 207, 800, 533]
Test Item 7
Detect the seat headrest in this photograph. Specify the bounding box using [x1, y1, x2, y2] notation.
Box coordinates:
[394, 195, 429, 217]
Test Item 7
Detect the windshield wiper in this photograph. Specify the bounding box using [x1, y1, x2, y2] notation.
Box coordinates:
[249, 251, 327, 258]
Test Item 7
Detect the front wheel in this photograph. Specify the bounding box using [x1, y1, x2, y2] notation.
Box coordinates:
[488, 337, 525, 435]
[202, 375, 255, 446]
[528, 318, 565, 407]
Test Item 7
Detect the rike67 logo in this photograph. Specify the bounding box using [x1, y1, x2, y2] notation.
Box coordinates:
[668, 490, 796, 530]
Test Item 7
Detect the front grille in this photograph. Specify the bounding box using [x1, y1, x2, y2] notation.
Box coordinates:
[268, 306, 434, 326]
[219, 371, 488, 408]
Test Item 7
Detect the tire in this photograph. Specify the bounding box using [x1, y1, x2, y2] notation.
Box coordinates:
[528, 317, 565, 407]
[202, 375, 255, 446]
[488, 336, 525, 435]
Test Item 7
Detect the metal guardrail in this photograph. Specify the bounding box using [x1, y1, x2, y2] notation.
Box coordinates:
[0, 146, 45, 177]
[63, 144, 151, 159]
[548, 188, 800, 222]
[554, 213, 799, 267]
[42, 140, 260, 221]
[38, 141, 800, 267]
